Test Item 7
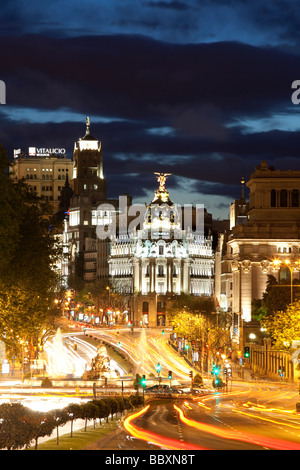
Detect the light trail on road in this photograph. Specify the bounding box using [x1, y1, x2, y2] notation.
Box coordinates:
[174, 404, 300, 450]
[232, 407, 300, 430]
[123, 404, 207, 450]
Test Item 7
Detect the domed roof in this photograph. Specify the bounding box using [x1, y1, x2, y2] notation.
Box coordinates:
[80, 116, 98, 141]
[151, 190, 174, 206]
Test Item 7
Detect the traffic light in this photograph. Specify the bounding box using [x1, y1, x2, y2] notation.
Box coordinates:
[168, 370, 172, 380]
[162, 329, 165, 335]
[244, 346, 250, 358]
[118, 341, 121, 347]
[189, 370, 193, 379]
[156, 363, 161, 374]
[141, 375, 146, 387]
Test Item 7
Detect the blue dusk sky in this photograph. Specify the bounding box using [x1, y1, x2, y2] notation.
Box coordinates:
[1, 0, 300, 218]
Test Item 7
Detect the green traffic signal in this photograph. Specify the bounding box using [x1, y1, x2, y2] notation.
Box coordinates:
[141, 375, 146, 387]
[156, 363, 161, 373]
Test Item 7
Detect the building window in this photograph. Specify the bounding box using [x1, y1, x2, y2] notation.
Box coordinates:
[280, 189, 287, 207]
[142, 302, 149, 314]
[157, 282, 165, 294]
[69, 210, 80, 227]
[157, 301, 166, 312]
[278, 246, 292, 253]
[159, 245, 164, 255]
[292, 189, 299, 207]
[279, 266, 291, 282]
[271, 189, 276, 207]
[158, 265, 164, 276]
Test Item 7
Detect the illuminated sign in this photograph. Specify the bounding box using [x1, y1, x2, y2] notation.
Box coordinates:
[28, 146, 66, 157]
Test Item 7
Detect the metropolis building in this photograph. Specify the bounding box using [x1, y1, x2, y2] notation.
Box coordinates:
[108, 173, 214, 327]
[61, 119, 214, 326]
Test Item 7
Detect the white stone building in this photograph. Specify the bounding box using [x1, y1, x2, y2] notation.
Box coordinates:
[215, 160, 300, 344]
[108, 173, 214, 327]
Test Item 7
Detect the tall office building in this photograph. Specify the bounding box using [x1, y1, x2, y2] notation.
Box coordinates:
[66, 118, 118, 287]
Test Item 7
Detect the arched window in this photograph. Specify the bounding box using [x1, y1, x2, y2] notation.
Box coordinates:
[279, 266, 291, 282]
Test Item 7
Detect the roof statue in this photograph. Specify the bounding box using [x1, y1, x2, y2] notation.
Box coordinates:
[86, 116, 90, 135]
[154, 172, 172, 192]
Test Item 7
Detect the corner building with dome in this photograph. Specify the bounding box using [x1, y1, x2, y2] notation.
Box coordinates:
[108, 173, 214, 327]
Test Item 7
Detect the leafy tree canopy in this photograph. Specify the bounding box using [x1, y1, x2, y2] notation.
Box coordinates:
[0, 144, 60, 359]
[262, 300, 300, 350]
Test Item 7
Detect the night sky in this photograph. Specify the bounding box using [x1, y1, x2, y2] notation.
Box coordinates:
[1, 0, 300, 219]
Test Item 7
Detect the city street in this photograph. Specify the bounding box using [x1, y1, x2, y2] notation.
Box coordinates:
[49, 326, 300, 450]
[86, 383, 300, 450]
[1, 326, 300, 450]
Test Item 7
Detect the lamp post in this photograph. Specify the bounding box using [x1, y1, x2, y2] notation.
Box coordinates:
[106, 286, 111, 306]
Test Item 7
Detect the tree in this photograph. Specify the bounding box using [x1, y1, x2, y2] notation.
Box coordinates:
[0, 403, 33, 450]
[167, 293, 215, 319]
[25, 410, 56, 450]
[193, 373, 203, 387]
[0, 144, 60, 360]
[262, 301, 300, 350]
[81, 402, 99, 431]
[66, 403, 82, 437]
[252, 275, 300, 321]
[50, 408, 69, 445]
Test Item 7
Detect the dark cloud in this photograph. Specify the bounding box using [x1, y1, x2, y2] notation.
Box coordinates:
[1, 2, 300, 218]
[0, 35, 297, 116]
[144, 1, 190, 11]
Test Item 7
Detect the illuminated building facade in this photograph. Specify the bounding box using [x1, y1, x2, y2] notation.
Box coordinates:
[10, 150, 73, 209]
[65, 118, 118, 286]
[215, 161, 300, 343]
[108, 173, 214, 327]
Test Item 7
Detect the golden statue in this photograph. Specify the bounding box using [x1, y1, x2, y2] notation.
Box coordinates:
[154, 172, 172, 192]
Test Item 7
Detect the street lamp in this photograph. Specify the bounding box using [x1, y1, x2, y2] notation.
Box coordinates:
[106, 286, 111, 307]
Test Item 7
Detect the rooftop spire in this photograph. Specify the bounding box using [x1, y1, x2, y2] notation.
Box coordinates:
[241, 176, 245, 200]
